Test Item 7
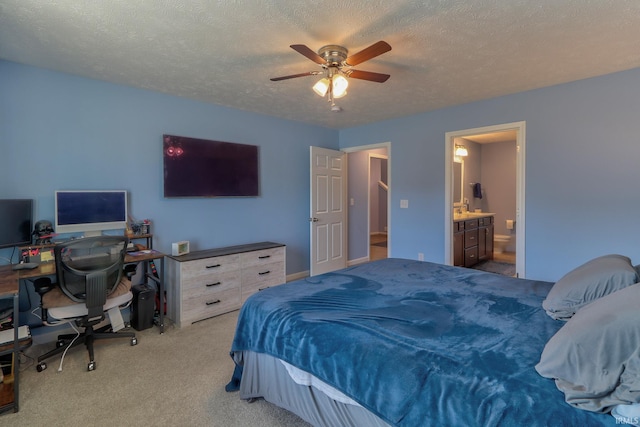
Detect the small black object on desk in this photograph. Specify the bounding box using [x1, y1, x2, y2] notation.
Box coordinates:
[11, 263, 39, 271]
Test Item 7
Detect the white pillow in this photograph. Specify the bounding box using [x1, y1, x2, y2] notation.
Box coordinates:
[536, 283, 640, 412]
[542, 254, 638, 320]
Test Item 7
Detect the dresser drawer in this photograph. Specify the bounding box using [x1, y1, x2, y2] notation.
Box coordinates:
[241, 261, 285, 297]
[179, 254, 240, 280]
[180, 269, 241, 293]
[181, 287, 241, 324]
[181, 270, 241, 297]
[240, 246, 285, 268]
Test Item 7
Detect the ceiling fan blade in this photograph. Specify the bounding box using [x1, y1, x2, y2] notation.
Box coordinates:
[290, 44, 325, 65]
[348, 70, 390, 83]
[270, 71, 321, 81]
[345, 41, 391, 66]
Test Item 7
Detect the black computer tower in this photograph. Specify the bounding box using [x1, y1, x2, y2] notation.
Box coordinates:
[131, 284, 155, 331]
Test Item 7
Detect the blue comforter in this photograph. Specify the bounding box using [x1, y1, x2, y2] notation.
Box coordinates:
[229, 259, 614, 426]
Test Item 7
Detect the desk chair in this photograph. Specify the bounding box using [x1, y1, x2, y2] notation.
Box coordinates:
[35, 236, 137, 372]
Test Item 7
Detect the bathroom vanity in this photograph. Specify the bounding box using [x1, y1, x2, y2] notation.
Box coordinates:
[453, 213, 494, 267]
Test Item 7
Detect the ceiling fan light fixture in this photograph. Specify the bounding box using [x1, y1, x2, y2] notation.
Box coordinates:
[313, 78, 330, 97]
[332, 75, 349, 98]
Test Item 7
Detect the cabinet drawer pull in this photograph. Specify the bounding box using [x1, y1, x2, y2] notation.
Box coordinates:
[258, 255, 271, 259]
[206, 282, 221, 287]
[258, 270, 271, 276]
[258, 286, 270, 291]
[206, 299, 221, 306]
[206, 264, 221, 269]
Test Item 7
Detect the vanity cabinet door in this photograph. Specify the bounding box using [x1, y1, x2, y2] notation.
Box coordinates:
[478, 218, 494, 262]
[454, 230, 464, 266]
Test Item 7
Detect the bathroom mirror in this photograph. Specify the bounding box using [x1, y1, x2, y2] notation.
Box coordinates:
[453, 159, 463, 207]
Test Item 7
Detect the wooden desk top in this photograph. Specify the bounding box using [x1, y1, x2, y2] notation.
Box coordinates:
[0, 265, 19, 297]
[0, 249, 165, 295]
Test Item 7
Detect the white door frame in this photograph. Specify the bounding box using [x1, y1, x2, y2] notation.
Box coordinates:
[444, 121, 526, 277]
[342, 142, 392, 260]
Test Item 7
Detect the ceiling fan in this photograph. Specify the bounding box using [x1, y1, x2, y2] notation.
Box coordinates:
[270, 41, 392, 107]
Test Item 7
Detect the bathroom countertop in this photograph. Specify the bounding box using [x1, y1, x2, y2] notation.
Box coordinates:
[453, 212, 495, 221]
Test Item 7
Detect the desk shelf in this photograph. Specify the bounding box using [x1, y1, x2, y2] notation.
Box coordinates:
[0, 268, 22, 414]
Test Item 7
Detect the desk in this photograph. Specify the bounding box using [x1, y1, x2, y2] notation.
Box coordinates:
[123, 250, 166, 333]
[16, 250, 166, 334]
[0, 268, 22, 413]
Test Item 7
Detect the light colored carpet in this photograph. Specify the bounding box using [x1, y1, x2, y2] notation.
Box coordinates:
[5, 311, 310, 426]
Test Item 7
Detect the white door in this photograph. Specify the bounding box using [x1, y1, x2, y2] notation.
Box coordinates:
[310, 146, 347, 276]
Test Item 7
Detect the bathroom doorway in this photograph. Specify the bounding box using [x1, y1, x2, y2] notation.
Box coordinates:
[444, 122, 526, 277]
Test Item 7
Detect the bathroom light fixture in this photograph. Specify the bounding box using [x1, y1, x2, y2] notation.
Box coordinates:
[455, 144, 468, 157]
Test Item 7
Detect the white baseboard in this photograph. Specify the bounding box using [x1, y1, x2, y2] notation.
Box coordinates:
[286, 271, 309, 282]
[286, 258, 371, 282]
[348, 256, 369, 266]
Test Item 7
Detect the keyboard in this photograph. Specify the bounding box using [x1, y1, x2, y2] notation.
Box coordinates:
[12, 262, 39, 270]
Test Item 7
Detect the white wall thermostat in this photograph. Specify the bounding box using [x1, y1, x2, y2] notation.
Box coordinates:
[172, 241, 190, 256]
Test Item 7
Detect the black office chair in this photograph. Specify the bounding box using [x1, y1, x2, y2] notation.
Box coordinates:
[35, 236, 137, 372]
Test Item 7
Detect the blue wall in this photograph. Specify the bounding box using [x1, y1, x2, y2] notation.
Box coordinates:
[340, 67, 640, 281]
[0, 61, 338, 274]
[3, 60, 640, 281]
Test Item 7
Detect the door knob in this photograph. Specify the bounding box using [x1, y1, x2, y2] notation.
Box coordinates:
[309, 217, 319, 222]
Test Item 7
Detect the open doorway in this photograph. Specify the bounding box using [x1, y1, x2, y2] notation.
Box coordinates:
[445, 122, 526, 277]
[369, 154, 388, 261]
[343, 143, 391, 265]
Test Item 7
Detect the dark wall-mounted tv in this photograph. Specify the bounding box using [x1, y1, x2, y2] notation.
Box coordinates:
[163, 135, 259, 198]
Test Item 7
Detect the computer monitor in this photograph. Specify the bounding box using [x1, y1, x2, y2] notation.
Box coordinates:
[0, 199, 33, 248]
[55, 190, 128, 237]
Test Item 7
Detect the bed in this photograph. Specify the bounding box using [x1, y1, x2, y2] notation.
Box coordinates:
[227, 258, 630, 426]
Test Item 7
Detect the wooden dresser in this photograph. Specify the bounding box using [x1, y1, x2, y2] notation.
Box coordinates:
[166, 242, 285, 327]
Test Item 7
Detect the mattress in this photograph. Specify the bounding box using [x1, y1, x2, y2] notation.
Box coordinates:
[228, 258, 616, 426]
[236, 350, 390, 427]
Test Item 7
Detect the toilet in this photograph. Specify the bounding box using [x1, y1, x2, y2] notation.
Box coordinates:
[494, 234, 511, 254]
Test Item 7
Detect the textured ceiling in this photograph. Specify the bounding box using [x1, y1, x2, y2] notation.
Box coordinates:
[1, 1, 639, 129]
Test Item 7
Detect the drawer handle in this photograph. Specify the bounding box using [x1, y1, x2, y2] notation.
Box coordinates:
[206, 282, 221, 287]
[470, 254, 476, 258]
[206, 299, 221, 306]
[258, 270, 271, 275]
[258, 255, 271, 259]
[206, 264, 221, 269]
[258, 286, 270, 291]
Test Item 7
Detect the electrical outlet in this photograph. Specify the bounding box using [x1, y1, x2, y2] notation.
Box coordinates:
[418, 252, 424, 261]
[400, 199, 409, 208]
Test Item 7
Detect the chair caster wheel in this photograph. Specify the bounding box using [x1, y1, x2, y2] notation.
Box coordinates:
[88, 361, 96, 371]
[131, 337, 138, 346]
[36, 362, 47, 372]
